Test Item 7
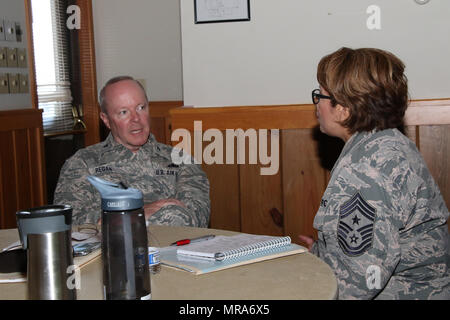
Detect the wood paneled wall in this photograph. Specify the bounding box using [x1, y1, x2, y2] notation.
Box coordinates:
[76, 0, 100, 147]
[0, 109, 46, 229]
[170, 100, 450, 240]
[149, 101, 184, 145]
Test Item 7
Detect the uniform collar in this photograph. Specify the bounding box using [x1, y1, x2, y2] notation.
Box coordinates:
[330, 129, 377, 174]
[343, 128, 395, 155]
[102, 133, 121, 150]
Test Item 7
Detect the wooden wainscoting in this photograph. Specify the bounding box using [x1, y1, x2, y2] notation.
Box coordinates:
[405, 100, 450, 211]
[0, 109, 47, 229]
[170, 99, 450, 241]
[149, 101, 183, 145]
[76, 0, 100, 147]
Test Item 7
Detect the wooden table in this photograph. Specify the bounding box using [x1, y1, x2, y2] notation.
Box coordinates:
[0, 225, 337, 300]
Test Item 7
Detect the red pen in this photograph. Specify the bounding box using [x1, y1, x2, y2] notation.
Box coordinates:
[170, 235, 215, 246]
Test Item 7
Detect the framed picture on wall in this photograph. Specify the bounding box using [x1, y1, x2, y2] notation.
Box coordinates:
[194, 0, 251, 24]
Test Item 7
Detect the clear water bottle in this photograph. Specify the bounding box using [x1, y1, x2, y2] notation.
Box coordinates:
[87, 176, 151, 300]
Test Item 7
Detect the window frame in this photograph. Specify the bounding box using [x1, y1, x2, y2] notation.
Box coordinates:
[26, 0, 99, 144]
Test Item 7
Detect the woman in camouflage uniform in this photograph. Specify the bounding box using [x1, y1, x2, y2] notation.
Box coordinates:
[302, 47, 449, 299]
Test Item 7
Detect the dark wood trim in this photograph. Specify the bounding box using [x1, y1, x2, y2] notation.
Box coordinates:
[149, 100, 184, 117]
[170, 104, 316, 131]
[149, 101, 183, 144]
[406, 99, 450, 126]
[170, 99, 450, 131]
[24, 0, 38, 110]
[0, 108, 47, 228]
[0, 109, 43, 131]
[77, 0, 100, 146]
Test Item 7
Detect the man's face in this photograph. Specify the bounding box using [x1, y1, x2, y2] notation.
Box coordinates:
[100, 80, 150, 152]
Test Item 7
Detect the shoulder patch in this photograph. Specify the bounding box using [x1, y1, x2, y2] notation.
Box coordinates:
[338, 192, 376, 257]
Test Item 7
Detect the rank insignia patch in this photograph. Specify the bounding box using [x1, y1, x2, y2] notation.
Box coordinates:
[338, 192, 376, 257]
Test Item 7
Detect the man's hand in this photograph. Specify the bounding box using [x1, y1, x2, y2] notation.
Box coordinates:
[96, 199, 187, 225]
[144, 199, 187, 220]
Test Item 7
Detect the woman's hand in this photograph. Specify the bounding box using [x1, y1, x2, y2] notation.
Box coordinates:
[298, 235, 315, 251]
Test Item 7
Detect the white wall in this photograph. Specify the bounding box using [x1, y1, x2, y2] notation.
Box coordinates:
[92, 0, 183, 101]
[180, 0, 450, 107]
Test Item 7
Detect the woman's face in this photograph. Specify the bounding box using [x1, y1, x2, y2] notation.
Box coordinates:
[315, 87, 351, 141]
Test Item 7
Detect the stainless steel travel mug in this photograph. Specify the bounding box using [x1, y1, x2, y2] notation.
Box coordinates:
[16, 205, 76, 300]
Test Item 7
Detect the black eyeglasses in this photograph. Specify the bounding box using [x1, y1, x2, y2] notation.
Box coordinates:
[312, 89, 332, 105]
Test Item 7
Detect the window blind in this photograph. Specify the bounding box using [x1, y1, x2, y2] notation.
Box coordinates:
[32, 0, 74, 134]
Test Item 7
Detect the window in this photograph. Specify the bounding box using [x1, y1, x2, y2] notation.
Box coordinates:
[31, 0, 74, 134]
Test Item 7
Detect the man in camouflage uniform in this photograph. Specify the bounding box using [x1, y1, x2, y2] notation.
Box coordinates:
[54, 76, 210, 227]
[303, 47, 449, 299]
[311, 129, 449, 299]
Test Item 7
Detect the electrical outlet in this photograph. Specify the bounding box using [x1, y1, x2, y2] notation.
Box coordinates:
[0, 20, 5, 41]
[0, 73, 9, 94]
[6, 47, 17, 67]
[0, 47, 7, 67]
[4, 20, 16, 41]
[17, 48, 27, 68]
[7, 73, 19, 93]
[19, 73, 29, 93]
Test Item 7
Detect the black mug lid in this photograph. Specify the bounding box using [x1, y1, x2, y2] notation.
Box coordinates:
[16, 205, 72, 225]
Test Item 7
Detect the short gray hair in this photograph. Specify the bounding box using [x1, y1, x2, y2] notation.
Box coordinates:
[99, 76, 149, 113]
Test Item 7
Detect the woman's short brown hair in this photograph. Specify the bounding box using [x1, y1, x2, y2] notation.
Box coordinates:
[317, 47, 409, 134]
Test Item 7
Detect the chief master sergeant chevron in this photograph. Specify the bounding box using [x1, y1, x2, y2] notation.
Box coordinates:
[54, 76, 210, 227]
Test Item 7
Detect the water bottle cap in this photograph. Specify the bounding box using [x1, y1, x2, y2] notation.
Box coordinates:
[87, 176, 144, 211]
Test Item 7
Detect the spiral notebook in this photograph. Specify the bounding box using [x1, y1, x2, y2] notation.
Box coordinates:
[160, 234, 307, 275]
